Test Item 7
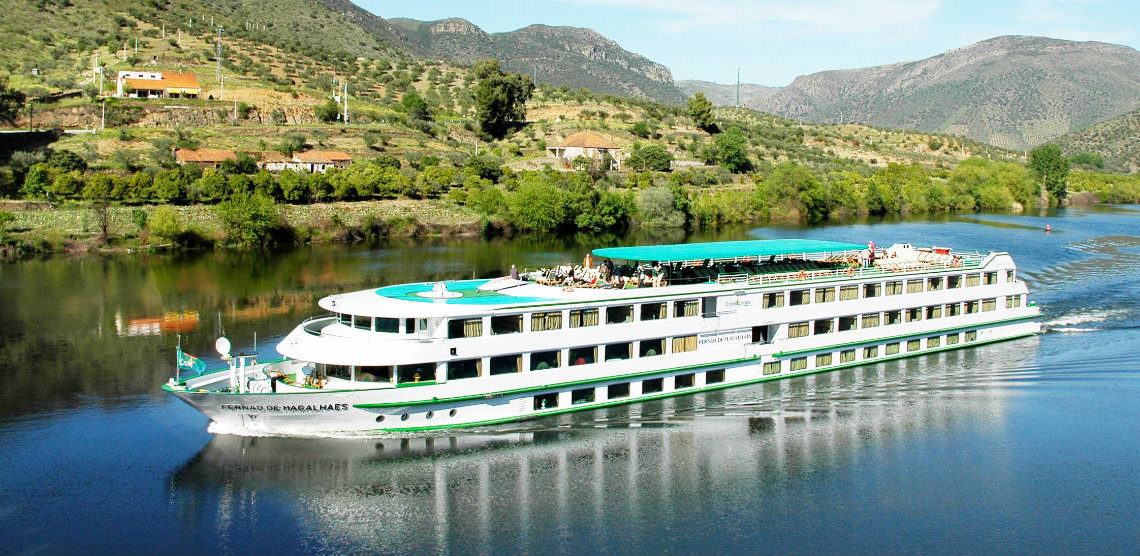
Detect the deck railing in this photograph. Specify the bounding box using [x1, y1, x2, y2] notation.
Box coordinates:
[715, 251, 989, 286]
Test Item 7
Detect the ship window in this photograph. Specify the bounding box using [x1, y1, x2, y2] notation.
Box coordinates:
[885, 342, 900, 355]
[946, 303, 961, 316]
[448, 318, 483, 338]
[790, 357, 807, 371]
[640, 338, 664, 357]
[816, 353, 832, 366]
[885, 281, 903, 295]
[983, 272, 998, 285]
[763, 361, 782, 375]
[927, 336, 941, 348]
[606, 305, 634, 324]
[353, 315, 371, 330]
[338, 313, 351, 326]
[947, 275, 962, 289]
[674, 299, 699, 317]
[885, 310, 902, 325]
[905, 308, 922, 322]
[571, 387, 596, 405]
[838, 316, 857, 332]
[675, 373, 695, 388]
[815, 287, 836, 303]
[1006, 295, 1021, 308]
[965, 330, 978, 342]
[490, 354, 522, 375]
[928, 276, 943, 290]
[814, 318, 833, 335]
[569, 308, 599, 327]
[982, 298, 997, 312]
[608, 382, 630, 399]
[762, 292, 784, 308]
[357, 366, 392, 382]
[641, 302, 667, 321]
[907, 339, 921, 351]
[643, 378, 664, 393]
[374, 317, 398, 333]
[447, 359, 482, 380]
[862, 313, 880, 328]
[790, 289, 811, 306]
[701, 296, 717, 317]
[398, 363, 436, 383]
[839, 285, 859, 300]
[404, 318, 415, 334]
[946, 333, 960, 345]
[531, 311, 563, 331]
[966, 273, 981, 287]
[864, 283, 881, 298]
[324, 364, 351, 380]
[569, 346, 597, 366]
[491, 314, 523, 335]
[706, 369, 725, 384]
[605, 342, 631, 361]
[965, 301, 979, 314]
[926, 305, 942, 319]
[534, 393, 558, 410]
[788, 322, 810, 338]
[672, 335, 698, 353]
[531, 350, 560, 371]
[907, 279, 924, 293]
[863, 346, 878, 358]
[840, 350, 856, 363]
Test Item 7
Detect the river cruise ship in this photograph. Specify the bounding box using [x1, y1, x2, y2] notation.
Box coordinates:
[165, 239, 1040, 434]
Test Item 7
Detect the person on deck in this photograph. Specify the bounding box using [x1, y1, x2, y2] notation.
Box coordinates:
[509, 264, 519, 280]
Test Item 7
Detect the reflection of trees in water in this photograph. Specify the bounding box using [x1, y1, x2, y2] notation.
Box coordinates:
[169, 339, 1035, 553]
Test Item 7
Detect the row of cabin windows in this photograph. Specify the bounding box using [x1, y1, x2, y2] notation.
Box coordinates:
[765, 330, 982, 375]
[446, 335, 700, 380]
[789, 297, 1013, 337]
[447, 299, 701, 339]
[337, 314, 414, 334]
[775, 271, 1004, 308]
[534, 369, 726, 410]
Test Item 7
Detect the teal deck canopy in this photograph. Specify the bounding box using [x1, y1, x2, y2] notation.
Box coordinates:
[592, 239, 865, 263]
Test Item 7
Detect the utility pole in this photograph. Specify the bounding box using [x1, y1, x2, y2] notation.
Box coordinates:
[343, 81, 348, 123]
[736, 66, 741, 107]
[101, 100, 105, 131]
[135, 37, 138, 55]
[215, 26, 223, 85]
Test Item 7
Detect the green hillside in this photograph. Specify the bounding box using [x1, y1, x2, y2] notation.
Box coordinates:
[1050, 107, 1140, 174]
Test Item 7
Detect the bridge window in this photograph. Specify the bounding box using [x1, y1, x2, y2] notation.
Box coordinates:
[447, 359, 481, 380]
[353, 315, 371, 331]
[397, 363, 436, 383]
[374, 317, 398, 333]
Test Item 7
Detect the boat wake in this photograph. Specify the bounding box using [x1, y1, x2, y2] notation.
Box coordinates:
[205, 421, 434, 439]
[1041, 308, 1132, 334]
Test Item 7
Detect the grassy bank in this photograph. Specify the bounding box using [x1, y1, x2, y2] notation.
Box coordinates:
[0, 199, 484, 255]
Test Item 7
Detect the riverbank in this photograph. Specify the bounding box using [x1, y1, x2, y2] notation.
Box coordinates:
[0, 199, 488, 256]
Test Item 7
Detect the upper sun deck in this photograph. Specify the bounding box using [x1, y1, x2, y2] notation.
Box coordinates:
[317, 240, 998, 319]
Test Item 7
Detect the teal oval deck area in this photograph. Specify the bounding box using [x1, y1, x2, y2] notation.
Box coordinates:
[375, 279, 555, 304]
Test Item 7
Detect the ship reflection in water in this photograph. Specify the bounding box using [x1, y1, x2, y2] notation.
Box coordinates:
[170, 337, 1038, 554]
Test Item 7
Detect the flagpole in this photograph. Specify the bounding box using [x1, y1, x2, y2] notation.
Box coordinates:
[176, 333, 181, 383]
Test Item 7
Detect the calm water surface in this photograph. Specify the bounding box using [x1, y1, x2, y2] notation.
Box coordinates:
[2, 209, 1139, 555]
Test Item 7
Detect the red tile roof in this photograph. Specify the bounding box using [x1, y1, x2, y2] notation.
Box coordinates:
[294, 150, 352, 163]
[124, 72, 201, 92]
[554, 131, 618, 149]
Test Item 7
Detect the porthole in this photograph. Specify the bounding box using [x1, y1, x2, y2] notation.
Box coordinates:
[375, 415, 385, 423]
[449, 408, 457, 417]
[426, 411, 434, 420]
[400, 413, 409, 421]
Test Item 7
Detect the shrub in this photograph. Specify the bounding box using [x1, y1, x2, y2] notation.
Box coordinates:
[149, 206, 182, 242]
[215, 193, 281, 247]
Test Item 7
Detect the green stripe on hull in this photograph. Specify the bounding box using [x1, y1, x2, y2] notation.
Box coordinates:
[382, 331, 1038, 432]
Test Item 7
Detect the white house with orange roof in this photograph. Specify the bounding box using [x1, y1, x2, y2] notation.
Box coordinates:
[546, 131, 623, 170]
[116, 71, 201, 99]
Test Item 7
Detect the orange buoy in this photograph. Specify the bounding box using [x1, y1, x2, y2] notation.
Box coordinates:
[1046, 224, 1051, 233]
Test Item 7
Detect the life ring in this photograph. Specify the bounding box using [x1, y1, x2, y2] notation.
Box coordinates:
[952, 257, 961, 267]
[846, 268, 855, 277]
[562, 286, 574, 292]
[797, 271, 807, 280]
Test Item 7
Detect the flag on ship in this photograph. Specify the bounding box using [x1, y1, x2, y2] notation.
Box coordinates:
[176, 346, 206, 373]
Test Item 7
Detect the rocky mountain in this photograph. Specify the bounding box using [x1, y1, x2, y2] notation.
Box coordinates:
[683, 36, 1140, 151]
[675, 80, 778, 109]
[1050, 107, 1140, 173]
[384, 18, 684, 103]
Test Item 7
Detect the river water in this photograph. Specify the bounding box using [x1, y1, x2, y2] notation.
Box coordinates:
[1, 208, 1138, 555]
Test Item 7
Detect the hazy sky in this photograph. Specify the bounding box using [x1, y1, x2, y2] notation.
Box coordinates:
[357, 0, 1139, 86]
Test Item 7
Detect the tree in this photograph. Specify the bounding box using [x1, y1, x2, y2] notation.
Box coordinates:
[215, 192, 280, 247]
[47, 150, 87, 173]
[0, 210, 14, 239]
[714, 127, 751, 173]
[630, 121, 650, 138]
[401, 91, 430, 122]
[313, 99, 339, 123]
[630, 143, 672, 172]
[687, 92, 715, 131]
[1029, 144, 1070, 202]
[0, 80, 24, 125]
[278, 134, 307, 157]
[464, 155, 503, 182]
[20, 163, 52, 199]
[472, 59, 535, 139]
[149, 206, 182, 243]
